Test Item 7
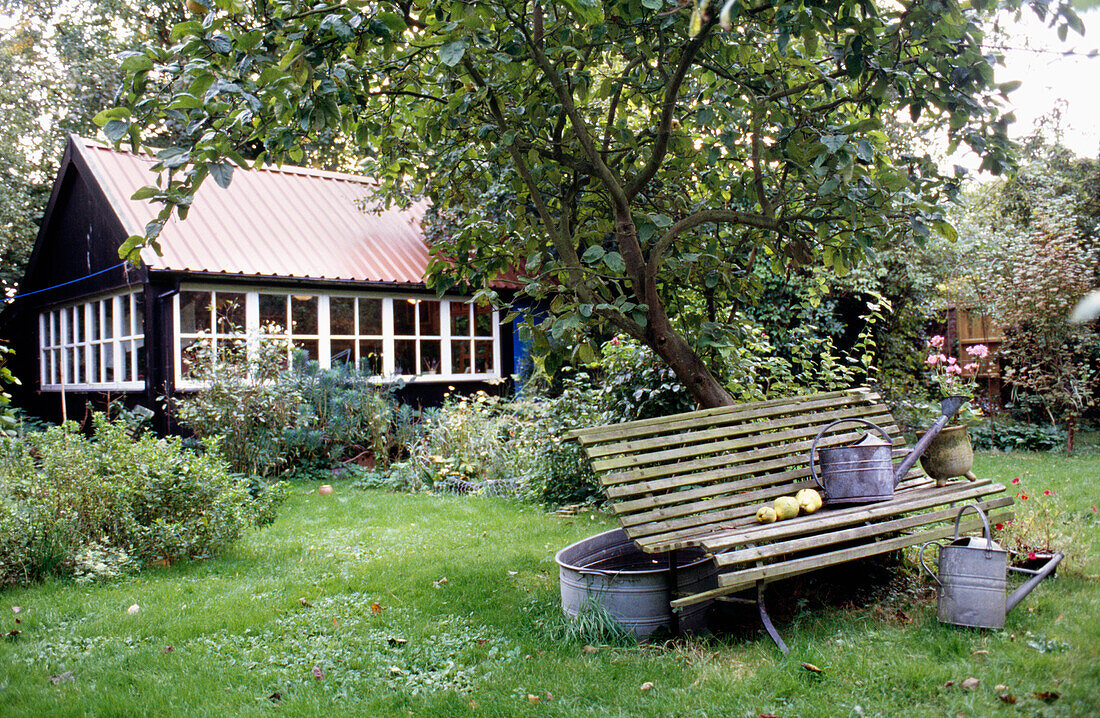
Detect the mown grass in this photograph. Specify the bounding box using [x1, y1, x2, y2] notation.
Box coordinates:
[1, 450, 1097, 717]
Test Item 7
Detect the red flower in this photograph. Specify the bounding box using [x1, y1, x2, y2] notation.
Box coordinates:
[994, 522, 1004, 531]
[1028, 551, 1038, 561]
[1011, 478, 1020, 485]
[1043, 490, 1052, 496]
[1020, 494, 1029, 501]
[1093, 506, 1098, 514]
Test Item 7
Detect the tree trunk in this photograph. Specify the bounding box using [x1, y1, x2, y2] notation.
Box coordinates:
[646, 310, 734, 409]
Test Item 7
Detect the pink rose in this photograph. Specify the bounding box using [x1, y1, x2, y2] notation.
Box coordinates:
[966, 344, 990, 358]
[928, 335, 945, 348]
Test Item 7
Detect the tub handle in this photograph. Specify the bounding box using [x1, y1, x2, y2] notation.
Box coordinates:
[918, 540, 942, 585]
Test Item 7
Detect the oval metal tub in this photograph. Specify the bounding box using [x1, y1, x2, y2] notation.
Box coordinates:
[555, 527, 718, 639]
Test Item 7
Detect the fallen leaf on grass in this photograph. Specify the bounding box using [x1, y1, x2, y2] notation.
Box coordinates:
[960, 677, 980, 691]
[999, 693, 1017, 704]
[312, 666, 324, 681]
[163, 646, 174, 654]
[434, 577, 449, 589]
[389, 666, 404, 676]
[370, 602, 384, 616]
[48, 671, 74, 685]
[757, 714, 782, 718]
[894, 609, 912, 624]
[268, 692, 281, 703]
[971, 649, 989, 656]
[943, 680, 955, 688]
[5, 630, 21, 640]
[640, 681, 654, 691]
[582, 645, 598, 655]
[387, 637, 408, 646]
[11, 606, 21, 614]
[801, 662, 823, 673]
[527, 694, 540, 704]
[127, 604, 140, 615]
[299, 597, 313, 608]
[1031, 691, 1059, 703]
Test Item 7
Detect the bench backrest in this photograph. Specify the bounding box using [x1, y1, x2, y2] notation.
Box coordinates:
[572, 388, 923, 552]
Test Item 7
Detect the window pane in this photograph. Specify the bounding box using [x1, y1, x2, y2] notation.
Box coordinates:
[419, 301, 440, 336]
[330, 297, 355, 335]
[135, 338, 145, 381]
[331, 339, 355, 364]
[88, 346, 99, 383]
[134, 295, 144, 336]
[452, 340, 471, 374]
[89, 304, 99, 342]
[394, 300, 416, 335]
[63, 309, 73, 344]
[99, 344, 109, 383]
[259, 293, 286, 329]
[474, 304, 493, 337]
[291, 295, 318, 335]
[120, 294, 132, 337]
[216, 292, 247, 334]
[359, 298, 382, 335]
[74, 307, 84, 343]
[394, 339, 416, 375]
[49, 311, 57, 345]
[293, 339, 318, 362]
[475, 340, 493, 373]
[180, 337, 207, 379]
[48, 349, 58, 384]
[123, 341, 134, 381]
[450, 303, 470, 337]
[103, 299, 114, 339]
[420, 340, 441, 374]
[179, 291, 210, 334]
[359, 340, 383, 375]
[73, 346, 84, 383]
[64, 349, 74, 384]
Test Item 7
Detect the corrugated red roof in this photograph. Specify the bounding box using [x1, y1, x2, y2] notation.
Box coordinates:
[75, 136, 432, 284]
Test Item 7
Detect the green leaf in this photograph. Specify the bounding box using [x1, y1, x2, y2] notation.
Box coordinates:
[641, 0, 663, 9]
[103, 120, 130, 142]
[92, 107, 130, 126]
[821, 134, 848, 154]
[377, 12, 407, 35]
[130, 186, 159, 201]
[603, 252, 626, 274]
[209, 162, 234, 189]
[581, 245, 606, 263]
[562, 0, 605, 24]
[439, 40, 467, 67]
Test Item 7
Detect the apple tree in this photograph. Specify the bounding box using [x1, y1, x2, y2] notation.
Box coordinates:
[108, 0, 1085, 407]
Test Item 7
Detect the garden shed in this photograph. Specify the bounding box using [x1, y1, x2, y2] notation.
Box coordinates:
[0, 135, 518, 424]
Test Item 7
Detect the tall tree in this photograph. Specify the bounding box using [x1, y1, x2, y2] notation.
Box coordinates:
[112, 0, 1085, 407]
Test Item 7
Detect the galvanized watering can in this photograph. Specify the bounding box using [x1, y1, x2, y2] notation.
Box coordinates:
[809, 396, 968, 505]
[919, 504, 1063, 629]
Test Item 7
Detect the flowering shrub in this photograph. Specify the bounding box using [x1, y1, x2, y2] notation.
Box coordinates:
[994, 476, 1075, 562]
[923, 335, 989, 398]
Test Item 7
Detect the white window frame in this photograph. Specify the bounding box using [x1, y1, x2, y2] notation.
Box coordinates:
[172, 284, 501, 389]
[38, 289, 145, 392]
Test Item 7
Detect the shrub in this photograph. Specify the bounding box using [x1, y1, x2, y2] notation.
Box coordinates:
[174, 333, 403, 477]
[0, 414, 287, 587]
[970, 421, 1067, 453]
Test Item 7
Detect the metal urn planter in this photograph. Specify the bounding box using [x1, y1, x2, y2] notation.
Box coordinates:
[555, 528, 717, 639]
[918, 424, 977, 486]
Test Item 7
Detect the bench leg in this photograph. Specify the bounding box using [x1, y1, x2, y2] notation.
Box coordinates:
[757, 582, 789, 655]
[668, 549, 680, 635]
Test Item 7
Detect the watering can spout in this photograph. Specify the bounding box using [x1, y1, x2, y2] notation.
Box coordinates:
[894, 396, 968, 482]
[1006, 552, 1064, 613]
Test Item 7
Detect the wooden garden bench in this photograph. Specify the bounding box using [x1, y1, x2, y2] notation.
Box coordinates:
[568, 387, 1012, 652]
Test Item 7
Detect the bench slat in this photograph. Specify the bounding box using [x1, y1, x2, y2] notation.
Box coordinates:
[670, 512, 1009, 608]
[602, 427, 906, 493]
[584, 401, 890, 460]
[714, 496, 1016, 567]
[590, 408, 898, 472]
[569, 389, 871, 444]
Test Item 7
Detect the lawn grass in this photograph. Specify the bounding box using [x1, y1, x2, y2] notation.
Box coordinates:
[1, 450, 1097, 717]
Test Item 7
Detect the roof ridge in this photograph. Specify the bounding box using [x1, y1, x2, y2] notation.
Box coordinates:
[74, 135, 381, 186]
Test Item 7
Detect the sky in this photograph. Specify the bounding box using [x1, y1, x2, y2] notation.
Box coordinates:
[993, 6, 1100, 158]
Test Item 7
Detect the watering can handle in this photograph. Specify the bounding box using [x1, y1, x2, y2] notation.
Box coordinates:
[809, 418, 895, 491]
[953, 503, 994, 557]
[917, 541, 942, 585]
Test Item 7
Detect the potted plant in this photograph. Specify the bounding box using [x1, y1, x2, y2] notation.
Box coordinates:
[916, 336, 989, 486]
